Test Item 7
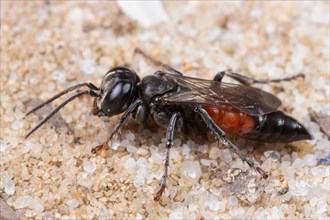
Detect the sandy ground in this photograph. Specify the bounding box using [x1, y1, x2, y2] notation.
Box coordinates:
[1, 1, 329, 219]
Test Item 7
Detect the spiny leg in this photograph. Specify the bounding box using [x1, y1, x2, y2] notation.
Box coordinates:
[134, 48, 183, 76]
[91, 99, 143, 154]
[25, 90, 99, 138]
[26, 82, 98, 116]
[154, 112, 182, 201]
[195, 107, 268, 179]
[214, 70, 304, 85]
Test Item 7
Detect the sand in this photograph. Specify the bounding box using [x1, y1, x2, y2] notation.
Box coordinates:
[1, 1, 329, 219]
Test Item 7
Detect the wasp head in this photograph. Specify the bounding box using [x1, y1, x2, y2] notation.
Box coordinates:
[92, 66, 140, 117]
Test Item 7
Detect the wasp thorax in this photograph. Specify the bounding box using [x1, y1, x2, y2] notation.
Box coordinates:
[92, 67, 140, 117]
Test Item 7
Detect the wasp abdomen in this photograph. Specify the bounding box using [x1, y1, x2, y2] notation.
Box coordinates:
[250, 111, 312, 143]
[204, 107, 312, 143]
[203, 107, 256, 135]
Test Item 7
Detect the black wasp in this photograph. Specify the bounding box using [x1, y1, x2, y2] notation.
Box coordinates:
[26, 48, 312, 201]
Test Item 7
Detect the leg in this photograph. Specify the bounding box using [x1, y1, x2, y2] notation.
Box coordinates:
[154, 112, 182, 201]
[195, 107, 268, 179]
[91, 99, 143, 153]
[214, 70, 304, 85]
[135, 48, 183, 76]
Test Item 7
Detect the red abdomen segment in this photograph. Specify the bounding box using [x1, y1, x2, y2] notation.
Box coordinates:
[203, 107, 312, 143]
[203, 106, 255, 135]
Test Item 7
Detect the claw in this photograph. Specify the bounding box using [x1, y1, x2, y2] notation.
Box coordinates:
[91, 143, 107, 154]
[154, 185, 166, 201]
[256, 166, 269, 179]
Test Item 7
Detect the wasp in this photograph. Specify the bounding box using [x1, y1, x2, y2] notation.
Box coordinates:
[25, 48, 312, 201]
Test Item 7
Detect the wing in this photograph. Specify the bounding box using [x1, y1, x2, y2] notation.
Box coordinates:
[157, 73, 282, 115]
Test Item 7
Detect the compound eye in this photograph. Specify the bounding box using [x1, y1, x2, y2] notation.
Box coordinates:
[100, 81, 133, 116]
[109, 82, 131, 102]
